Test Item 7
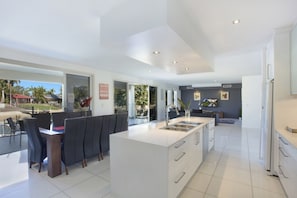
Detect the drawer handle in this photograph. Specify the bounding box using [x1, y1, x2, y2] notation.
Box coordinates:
[279, 165, 288, 178]
[279, 137, 288, 145]
[195, 132, 200, 145]
[279, 147, 289, 157]
[175, 152, 186, 162]
[174, 171, 186, 184]
[174, 140, 186, 149]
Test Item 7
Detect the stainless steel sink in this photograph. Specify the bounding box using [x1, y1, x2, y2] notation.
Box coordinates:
[159, 121, 202, 132]
[160, 124, 195, 132]
[177, 121, 202, 126]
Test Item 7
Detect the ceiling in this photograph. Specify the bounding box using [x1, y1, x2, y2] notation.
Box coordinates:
[0, 0, 297, 86]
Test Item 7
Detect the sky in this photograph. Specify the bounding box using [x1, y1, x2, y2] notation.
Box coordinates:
[19, 80, 62, 94]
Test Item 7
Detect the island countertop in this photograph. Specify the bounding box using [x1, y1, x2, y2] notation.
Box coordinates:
[110, 116, 215, 198]
[111, 117, 214, 147]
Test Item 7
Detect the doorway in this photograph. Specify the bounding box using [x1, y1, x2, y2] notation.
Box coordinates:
[149, 86, 157, 121]
[128, 84, 149, 125]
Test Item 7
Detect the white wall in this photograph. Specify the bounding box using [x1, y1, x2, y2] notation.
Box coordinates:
[0, 57, 179, 121]
[291, 23, 297, 94]
[242, 75, 263, 128]
[92, 69, 178, 120]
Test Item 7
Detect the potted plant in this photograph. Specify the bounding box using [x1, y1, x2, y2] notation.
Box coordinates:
[178, 98, 191, 119]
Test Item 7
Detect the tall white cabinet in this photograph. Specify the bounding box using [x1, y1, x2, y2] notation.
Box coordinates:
[242, 75, 263, 129]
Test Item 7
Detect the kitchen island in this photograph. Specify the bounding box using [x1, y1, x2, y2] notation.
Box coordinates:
[110, 117, 215, 198]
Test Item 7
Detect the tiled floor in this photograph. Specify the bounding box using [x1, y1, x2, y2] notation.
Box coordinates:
[0, 123, 286, 198]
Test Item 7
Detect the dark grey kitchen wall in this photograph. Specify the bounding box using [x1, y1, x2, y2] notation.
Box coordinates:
[180, 84, 242, 118]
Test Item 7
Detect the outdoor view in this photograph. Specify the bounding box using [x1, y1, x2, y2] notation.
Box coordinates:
[0, 79, 63, 113]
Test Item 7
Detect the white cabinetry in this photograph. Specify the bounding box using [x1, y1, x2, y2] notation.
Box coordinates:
[168, 127, 202, 197]
[278, 134, 297, 198]
[110, 123, 204, 198]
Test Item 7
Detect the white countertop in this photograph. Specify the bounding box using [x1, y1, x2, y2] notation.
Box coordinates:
[111, 117, 214, 147]
[276, 127, 297, 148]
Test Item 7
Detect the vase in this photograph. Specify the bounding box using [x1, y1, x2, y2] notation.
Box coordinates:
[185, 109, 191, 120]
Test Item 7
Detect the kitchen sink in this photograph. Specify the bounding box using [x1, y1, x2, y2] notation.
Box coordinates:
[160, 126, 192, 132]
[159, 121, 202, 132]
[160, 123, 196, 132]
[177, 121, 202, 126]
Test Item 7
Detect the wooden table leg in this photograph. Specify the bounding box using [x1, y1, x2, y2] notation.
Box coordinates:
[46, 134, 62, 178]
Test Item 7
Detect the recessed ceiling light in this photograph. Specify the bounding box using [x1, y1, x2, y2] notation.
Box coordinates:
[172, 60, 178, 64]
[232, 19, 240, 24]
[153, 51, 160, 55]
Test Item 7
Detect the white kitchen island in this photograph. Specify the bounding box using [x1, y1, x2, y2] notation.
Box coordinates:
[110, 117, 215, 198]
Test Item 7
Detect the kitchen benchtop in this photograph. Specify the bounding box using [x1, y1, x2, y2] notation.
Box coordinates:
[276, 127, 297, 148]
[111, 117, 214, 147]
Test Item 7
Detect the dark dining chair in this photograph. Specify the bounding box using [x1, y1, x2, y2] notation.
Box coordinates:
[62, 117, 86, 175]
[52, 112, 68, 129]
[115, 112, 128, 133]
[18, 120, 27, 147]
[6, 117, 26, 146]
[84, 116, 103, 164]
[23, 118, 47, 172]
[100, 114, 116, 159]
[32, 112, 51, 129]
[7, 117, 17, 143]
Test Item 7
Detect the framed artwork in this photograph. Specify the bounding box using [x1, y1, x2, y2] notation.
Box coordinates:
[221, 91, 229, 100]
[201, 98, 218, 107]
[99, 83, 109, 99]
[194, 91, 201, 101]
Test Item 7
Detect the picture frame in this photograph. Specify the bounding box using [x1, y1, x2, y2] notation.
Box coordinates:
[194, 91, 201, 101]
[99, 83, 109, 99]
[221, 91, 229, 100]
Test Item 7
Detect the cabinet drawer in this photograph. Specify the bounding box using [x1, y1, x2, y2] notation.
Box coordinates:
[168, 169, 191, 198]
[278, 134, 297, 198]
[169, 150, 189, 177]
[169, 135, 191, 160]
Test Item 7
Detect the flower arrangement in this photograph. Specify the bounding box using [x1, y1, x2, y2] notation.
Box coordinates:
[80, 97, 92, 108]
[177, 98, 191, 111]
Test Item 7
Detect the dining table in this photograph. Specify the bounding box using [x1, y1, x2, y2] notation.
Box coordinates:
[39, 127, 64, 178]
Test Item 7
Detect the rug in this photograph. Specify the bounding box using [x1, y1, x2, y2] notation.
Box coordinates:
[0, 135, 28, 155]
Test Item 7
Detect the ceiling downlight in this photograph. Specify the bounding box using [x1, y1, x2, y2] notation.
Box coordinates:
[232, 19, 240, 24]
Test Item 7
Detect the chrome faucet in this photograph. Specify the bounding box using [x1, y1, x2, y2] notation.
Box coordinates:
[166, 104, 180, 126]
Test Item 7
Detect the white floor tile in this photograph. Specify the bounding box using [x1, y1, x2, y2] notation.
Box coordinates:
[187, 172, 212, 193]
[0, 173, 60, 198]
[84, 156, 110, 176]
[178, 187, 204, 198]
[50, 192, 71, 198]
[213, 165, 251, 185]
[197, 161, 217, 176]
[251, 174, 285, 194]
[63, 176, 110, 198]
[206, 176, 253, 198]
[253, 187, 286, 198]
[102, 194, 115, 198]
[98, 168, 110, 182]
[204, 194, 217, 198]
[46, 167, 94, 190]
[218, 155, 250, 171]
